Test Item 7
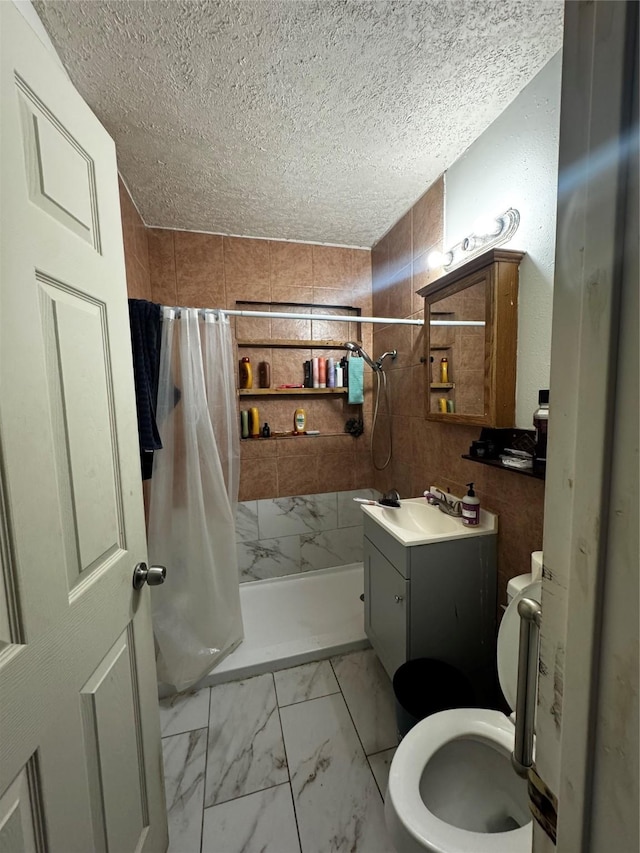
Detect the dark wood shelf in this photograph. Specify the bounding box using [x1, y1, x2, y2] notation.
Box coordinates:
[237, 339, 357, 349]
[239, 388, 347, 396]
[241, 431, 349, 441]
[462, 454, 545, 480]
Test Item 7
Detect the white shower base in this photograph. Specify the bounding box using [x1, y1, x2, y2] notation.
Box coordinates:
[198, 563, 369, 688]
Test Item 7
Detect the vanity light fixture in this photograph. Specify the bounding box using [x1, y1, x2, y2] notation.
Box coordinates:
[427, 249, 453, 269]
[428, 208, 520, 271]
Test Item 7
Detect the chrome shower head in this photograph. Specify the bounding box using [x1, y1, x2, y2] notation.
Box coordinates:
[343, 341, 379, 372]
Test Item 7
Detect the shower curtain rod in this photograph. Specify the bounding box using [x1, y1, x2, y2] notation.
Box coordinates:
[162, 306, 485, 327]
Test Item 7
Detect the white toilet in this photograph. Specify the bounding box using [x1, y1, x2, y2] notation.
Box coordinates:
[385, 575, 542, 853]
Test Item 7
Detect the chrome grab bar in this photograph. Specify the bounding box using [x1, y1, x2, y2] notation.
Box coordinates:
[512, 596, 542, 777]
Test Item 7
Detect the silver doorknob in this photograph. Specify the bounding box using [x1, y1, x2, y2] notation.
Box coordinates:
[394, 594, 404, 603]
[133, 562, 166, 590]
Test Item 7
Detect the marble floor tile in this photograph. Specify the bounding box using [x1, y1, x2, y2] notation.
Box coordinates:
[331, 649, 398, 755]
[159, 687, 210, 737]
[280, 693, 394, 853]
[202, 784, 300, 853]
[237, 534, 301, 582]
[274, 660, 340, 707]
[258, 493, 338, 539]
[236, 500, 259, 542]
[162, 728, 207, 853]
[300, 526, 364, 571]
[205, 673, 288, 807]
[368, 748, 397, 800]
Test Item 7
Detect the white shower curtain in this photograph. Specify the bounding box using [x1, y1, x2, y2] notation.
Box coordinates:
[148, 307, 243, 692]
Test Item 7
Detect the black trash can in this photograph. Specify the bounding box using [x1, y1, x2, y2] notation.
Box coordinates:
[393, 659, 475, 739]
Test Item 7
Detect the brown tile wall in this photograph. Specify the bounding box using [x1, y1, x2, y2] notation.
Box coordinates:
[141, 229, 374, 500]
[119, 178, 151, 299]
[371, 175, 544, 607]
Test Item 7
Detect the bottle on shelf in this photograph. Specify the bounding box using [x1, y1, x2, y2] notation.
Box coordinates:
[240, 410, 249, 439]
[249, 407, 260, 437]
[303, 360, 312, 388]
[327, 357, 335, 388]
[533, 390, 549, 469]
[318, 357, 326, 388]
[440, 357, 449, 384]
[293, 408, 306, 434]
[258, 361, 270, 388]
[239, 357, 253, 389]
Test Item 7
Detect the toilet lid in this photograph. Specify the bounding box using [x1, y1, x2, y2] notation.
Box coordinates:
[497, 580, 542, 712]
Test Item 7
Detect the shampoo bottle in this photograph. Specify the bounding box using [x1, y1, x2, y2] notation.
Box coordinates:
[258, 361, 271, 388]
[461, 483, 480, 526]
[249, 407, 260, 438]
[318, 357, 327, 388]
[294, 408, 306, 434]
[239, 357, 253, 389]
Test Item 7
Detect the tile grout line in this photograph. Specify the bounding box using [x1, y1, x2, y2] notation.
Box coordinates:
[199, 687, 213, 853]
[272, 671, 304, 853]
[328, 657, 385, 804]
[202, 781, 294, 811]
[277, 689, 341, 710]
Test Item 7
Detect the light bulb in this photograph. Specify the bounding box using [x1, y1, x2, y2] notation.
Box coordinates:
[427, 250, 453, 269]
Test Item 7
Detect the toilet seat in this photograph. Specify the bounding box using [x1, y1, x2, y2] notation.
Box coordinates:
[385, 707, 532, 853]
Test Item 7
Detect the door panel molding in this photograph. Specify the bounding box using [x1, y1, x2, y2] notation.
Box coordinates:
[16, 74, 101, 252]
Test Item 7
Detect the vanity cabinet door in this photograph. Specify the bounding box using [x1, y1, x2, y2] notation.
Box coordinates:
[364, 538, 408, 679]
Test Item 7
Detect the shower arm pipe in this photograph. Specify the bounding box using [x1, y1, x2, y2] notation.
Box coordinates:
[162, 306, 484, 327]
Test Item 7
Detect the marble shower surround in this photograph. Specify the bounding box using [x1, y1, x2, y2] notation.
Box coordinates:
[236, 489, 378, 582]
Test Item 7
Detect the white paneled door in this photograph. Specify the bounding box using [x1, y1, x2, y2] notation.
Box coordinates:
[0, 4, 168, 851]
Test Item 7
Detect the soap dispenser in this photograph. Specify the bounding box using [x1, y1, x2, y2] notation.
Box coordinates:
[461, 483, 480, 526]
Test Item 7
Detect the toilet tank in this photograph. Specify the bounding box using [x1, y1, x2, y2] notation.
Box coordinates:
[507, 573, 533, 604]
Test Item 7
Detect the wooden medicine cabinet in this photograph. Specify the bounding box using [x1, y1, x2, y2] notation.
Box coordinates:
[418, 248, 524, 427]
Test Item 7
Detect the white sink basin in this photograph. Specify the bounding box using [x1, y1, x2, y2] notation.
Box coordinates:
[361, 497, 497, 546]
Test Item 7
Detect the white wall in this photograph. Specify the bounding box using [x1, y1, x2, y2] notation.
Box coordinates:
[444, 52, 562, 427]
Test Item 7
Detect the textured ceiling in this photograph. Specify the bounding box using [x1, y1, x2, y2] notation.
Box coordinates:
[35, 0, 563, 247]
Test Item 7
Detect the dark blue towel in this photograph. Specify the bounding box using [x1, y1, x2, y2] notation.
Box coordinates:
[128, 299, 162, 479]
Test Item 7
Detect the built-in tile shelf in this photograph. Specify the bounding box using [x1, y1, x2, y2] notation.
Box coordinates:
[239, 388, 348, 396]
[430, 382, 455, 390]
[237, 339, 360, 349]
[462, 454, 546, 480]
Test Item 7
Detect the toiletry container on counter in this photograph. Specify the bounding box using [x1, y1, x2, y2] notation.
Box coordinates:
[461, 483, 480, 526]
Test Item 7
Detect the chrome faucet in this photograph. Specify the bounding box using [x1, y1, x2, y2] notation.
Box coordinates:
[428, 487, 462, 518]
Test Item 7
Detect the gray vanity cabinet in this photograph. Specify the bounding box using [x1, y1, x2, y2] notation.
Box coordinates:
[363, 515, 497, 699]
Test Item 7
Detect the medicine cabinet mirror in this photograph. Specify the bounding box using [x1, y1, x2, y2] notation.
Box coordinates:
[418, 248, 524, 427]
